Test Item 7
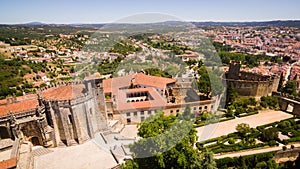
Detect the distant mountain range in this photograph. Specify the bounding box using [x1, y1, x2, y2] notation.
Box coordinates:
[7, 20, 300, 27]
[191, 20, 300, 27]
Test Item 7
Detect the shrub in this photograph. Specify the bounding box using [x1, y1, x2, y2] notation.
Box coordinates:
[278, 120, 291, 129]
[228, 138, 235, 145]
[260, 127, 279, 142]
[268, 140, 277, 146]
[282, 146, 287, 151]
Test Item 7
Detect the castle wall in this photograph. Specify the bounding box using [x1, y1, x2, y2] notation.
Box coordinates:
[226, 61, 280, 97]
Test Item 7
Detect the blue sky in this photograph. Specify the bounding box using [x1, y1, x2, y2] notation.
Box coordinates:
[0, 0, 299, 24]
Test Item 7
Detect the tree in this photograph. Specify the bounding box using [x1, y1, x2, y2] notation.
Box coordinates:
[277, 73, 285, 91]
[260, 96, 279, 109]
[122, 111, 216, 169]
[209, 71, 224, 96]
[226, 83, 237, 106]
[280, 80, 297, 96]
[236, 123, 251, 137]
[202, 149, 217, 169]
[260, 127, 278, 142]
[197, 67, 211, 98]
[182, 105, 193, 120]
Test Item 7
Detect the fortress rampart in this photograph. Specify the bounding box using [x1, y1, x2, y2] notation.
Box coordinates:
[225, 61, 280, 97]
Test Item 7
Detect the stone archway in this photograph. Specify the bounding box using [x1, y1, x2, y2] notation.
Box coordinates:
[0, 126, 10, 139]
[30, 136, 41, 146]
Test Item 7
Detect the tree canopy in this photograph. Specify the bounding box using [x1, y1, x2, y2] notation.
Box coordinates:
[122, 110, 217, 169]
[236, 123, 251, 137]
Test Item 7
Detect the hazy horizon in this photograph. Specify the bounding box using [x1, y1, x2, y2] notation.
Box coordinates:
[1, 19, 300, 25]
[1, 0, 299, 24]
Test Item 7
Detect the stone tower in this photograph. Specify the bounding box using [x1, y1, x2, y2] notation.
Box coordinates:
[228, 60, 241, 80]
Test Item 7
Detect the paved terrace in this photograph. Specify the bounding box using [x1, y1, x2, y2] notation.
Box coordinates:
[34, 141, 118, 169]
[197, 110, 293, 142]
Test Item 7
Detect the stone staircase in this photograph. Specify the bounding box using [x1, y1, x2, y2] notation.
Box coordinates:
[32, 147, 53, 157]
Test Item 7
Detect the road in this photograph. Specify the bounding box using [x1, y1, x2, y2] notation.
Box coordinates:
[284, 61, 298, 84]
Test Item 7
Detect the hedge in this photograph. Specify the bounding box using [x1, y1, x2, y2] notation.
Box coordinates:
[216, 151, 277, 168]
[236, 111, 258, 118]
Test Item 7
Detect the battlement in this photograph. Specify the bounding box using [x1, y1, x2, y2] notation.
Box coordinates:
[228, 60, 241, 80]
[42, 93, 94, 107]
[272, 91, 300, 102]
[39, 80, 85, 92]
[226, 60, 280, 97]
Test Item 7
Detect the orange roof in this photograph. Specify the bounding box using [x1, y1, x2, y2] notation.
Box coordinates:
[103, 74, 134, 94]
[41, 84, 85, 100]
[0, 99, 6, 105]
[0, 157, 17, 169]
[0, 99, 38, 117]
[103, 73, 176, 94]
[134, 73, 176, 89]
[15, 94, 37, 101]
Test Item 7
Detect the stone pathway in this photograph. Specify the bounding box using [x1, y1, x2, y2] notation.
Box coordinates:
[197, 110, 293, 142]
[34, 141, 118, 169]
[32, 146, 53, 157]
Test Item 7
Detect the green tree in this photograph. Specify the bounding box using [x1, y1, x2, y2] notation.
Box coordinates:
[197, 67, 211, 98]
[277, 73, 285, 91]
[236, 123, 251, 137]
[260, 127, 278, 142]
[122, 111, 216, 169]
[280, 80, 297, 96]
[260, 96, 279, 109]
[202, 149, 217, 169]
[226, 83, 237, 106]
[182, 105, 192, 120]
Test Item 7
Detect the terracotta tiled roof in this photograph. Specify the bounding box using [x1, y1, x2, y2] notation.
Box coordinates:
[134, 73, 176, 89]
[0, 99, 38, 117]
[41, 84, 85, 100]
[15, 94, 37, 101]
[0, 99, 6, 105]
[0, 157, 17, 169]
[103, 73, 176, 94]
[103, 74, 134, 94]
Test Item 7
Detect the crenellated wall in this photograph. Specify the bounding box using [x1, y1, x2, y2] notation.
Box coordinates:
[273, 91, 300, 116]
[226, 61, 280, 97]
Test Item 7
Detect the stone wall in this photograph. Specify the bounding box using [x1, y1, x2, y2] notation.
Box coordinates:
[273, 92, 300, 116]
[226, 61, 280, 97]
[41, 78, 108, 147]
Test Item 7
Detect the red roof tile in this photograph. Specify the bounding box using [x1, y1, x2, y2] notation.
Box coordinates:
[103, 73, 176, 94]
[0, 99, 38, 117]
[0, 157, 17, 169]
[134, 73, 176, 89]
[41, 84, 85, 100]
